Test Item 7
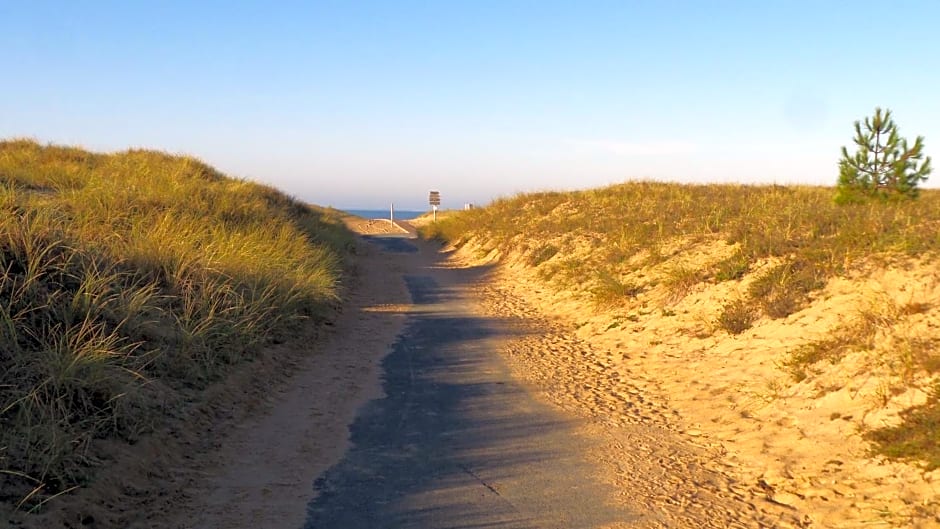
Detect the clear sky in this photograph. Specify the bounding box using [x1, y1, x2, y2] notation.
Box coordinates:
[3, 1, 939, 210]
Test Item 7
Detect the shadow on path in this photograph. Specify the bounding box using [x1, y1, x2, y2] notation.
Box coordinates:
[359, 234, 419, 253]
[304, 238, 636, 528]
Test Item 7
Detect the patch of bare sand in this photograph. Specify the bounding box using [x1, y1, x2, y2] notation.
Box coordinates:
[343, 215, 409, 235]
[451, 239, 940, 528]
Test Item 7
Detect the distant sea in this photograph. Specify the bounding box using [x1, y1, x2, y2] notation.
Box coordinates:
[343, 209, 426, 221]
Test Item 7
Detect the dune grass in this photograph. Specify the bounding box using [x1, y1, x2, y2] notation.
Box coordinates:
[0, 139, 352, 505]
[420, 181, 940, 469]
[424, 182, 940, 310]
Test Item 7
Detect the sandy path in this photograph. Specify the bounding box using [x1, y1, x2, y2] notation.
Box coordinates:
[163, 222, 415, 528]
[165, 222, 804, 528]
[304, 267, 635, 528]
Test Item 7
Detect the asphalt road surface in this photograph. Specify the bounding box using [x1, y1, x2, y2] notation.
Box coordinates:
[304, 234, 636, 528]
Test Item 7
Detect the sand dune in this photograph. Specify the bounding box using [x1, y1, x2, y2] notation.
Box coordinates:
[447, 237, 940, 528]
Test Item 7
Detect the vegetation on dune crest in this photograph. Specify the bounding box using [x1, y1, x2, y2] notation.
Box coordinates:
[423, 182, 940, 305]
[836, 107, 932, 203]
[0, 139, 352, 506]
[420, 181, 940, 468]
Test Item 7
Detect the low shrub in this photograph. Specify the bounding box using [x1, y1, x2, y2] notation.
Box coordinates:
[715, 299, 758, 335]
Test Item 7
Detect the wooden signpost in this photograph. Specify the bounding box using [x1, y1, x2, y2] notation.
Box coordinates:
[429, 190, 441, 221]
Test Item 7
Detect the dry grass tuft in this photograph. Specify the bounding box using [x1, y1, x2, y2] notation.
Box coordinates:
[715, 299, 758, 335]
[421, 182, 940, 307]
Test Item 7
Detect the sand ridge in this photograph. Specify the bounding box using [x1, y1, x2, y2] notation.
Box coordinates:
[449, 236, 940, 528]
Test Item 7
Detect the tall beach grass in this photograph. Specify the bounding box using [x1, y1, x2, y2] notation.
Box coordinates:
[0, 139, 352, 504]
[424, 182, 940, 311]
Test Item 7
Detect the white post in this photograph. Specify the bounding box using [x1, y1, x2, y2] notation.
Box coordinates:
[433, 205, 437, 222]
[390, 202, 394, 224]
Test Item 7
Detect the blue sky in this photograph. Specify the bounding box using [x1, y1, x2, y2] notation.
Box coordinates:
[3, 1, 939, 209]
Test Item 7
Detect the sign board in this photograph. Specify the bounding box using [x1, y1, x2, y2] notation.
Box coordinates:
[429, 190, 441, 206]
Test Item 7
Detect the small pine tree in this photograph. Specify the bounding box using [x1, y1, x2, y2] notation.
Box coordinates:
[836, 107, 932, 203]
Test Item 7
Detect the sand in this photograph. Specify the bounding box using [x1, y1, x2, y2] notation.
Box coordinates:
[449, 236, 940, 528]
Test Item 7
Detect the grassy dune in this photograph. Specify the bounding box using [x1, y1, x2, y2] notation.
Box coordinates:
[0, 140, 352, 505]
[422, 182, 940, 468]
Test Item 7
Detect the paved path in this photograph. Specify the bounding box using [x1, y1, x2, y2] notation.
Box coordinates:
[304, 235, 636, 528]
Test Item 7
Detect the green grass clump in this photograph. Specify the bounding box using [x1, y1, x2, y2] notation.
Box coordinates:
[662, 264, 704, 301]
[712, 250, 750, 282]
[0, 139, 352, 504]
[783, 333, 865, 382]
[747, 258, 825, 319]
[783, 299, 940, 384]
[591, 272, 643, 306]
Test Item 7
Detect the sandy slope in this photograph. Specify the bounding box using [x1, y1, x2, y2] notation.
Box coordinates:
[471, 284, 807, 528]
[449, 237, 940, 528]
